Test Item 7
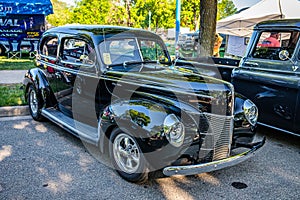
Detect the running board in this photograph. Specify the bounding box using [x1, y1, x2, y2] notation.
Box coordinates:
[42, 108, 99, 145]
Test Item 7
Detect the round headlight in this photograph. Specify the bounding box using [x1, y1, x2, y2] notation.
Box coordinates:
[243, 99, 258, 126]
[163, 114, 185, 147]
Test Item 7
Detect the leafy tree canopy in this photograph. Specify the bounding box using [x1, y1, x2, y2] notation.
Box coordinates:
[217, 0, 237, 20]
[47, 0, 236, 30]
[47, 0, 73, 26]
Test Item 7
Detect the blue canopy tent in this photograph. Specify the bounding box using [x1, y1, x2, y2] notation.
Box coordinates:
[0, 0, 53, 16]
[0, 0, 53, 57]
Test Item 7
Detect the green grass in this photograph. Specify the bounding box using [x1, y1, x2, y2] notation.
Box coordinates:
[0, 56, 35, 70]
[0, 84, 26, 107]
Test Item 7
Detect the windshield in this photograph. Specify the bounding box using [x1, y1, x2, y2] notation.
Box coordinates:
[99, 37, 169, 66]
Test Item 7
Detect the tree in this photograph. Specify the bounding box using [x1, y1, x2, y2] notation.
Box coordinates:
[181, 0, 200, 31]
[132, 0, 175, 30]
[46, 0, 72, 26]
[217, 0, 237, 20]
[106, 1, 128, 26]
[70, 0, 111, 24]
[199, 0, 218, 57]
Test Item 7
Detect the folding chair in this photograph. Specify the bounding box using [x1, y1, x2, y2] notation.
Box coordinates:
[0, 41, 10, 54]
[29, 41, 39, 59]
[7, 42, 21, 59]
[8, 51, 21, 59]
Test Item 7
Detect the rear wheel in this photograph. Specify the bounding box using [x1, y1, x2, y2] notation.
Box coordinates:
[109, 128, 149, 183]
[28, 85, 44, 121]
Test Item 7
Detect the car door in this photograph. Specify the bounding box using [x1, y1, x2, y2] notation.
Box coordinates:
[232, 30, 300, 132]
[57, 36, 99, 127]
[292, 46, 300, 133]
[39, 34, 60, 105]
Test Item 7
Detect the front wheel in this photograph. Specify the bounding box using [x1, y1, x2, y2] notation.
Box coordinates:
[28, 85, 44, 121]
[109, 128, 149, 183]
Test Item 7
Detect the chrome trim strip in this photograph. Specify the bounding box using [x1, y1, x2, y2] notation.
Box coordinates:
[240, 65, 296, 75]
[163, 137, 265, 176]
[258, 122, 299, 137]
[42, 109, 99, 145]
[38, 60, 99, 79]
[203, 112, 233, 119]
[60, 60, 95, 68]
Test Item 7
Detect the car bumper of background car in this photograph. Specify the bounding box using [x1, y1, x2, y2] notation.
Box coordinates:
[162, 136, 265, 176]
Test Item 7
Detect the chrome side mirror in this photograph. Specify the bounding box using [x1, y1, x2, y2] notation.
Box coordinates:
[279, 50, 290, 61]
[279, 50, 299, 71]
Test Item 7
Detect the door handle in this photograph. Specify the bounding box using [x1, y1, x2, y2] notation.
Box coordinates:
[55, 72, 62, 79]
[244, 61, 258, 67]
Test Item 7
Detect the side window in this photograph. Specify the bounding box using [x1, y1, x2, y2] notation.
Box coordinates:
[140, 40, 168, 62]
[252, 31, 300, 60]
[61, 38, 95, 65]
[40, 36, 58, 58]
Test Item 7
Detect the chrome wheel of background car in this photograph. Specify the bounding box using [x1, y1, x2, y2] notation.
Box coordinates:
[28, 85, 44, 121]
[113, 133, 140, 174]
[109, 128, 149, 183]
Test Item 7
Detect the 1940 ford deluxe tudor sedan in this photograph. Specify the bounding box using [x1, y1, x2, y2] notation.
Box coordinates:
[23, 25, 265, 183]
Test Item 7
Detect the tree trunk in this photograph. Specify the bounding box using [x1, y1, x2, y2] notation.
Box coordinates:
[198, 0, 217, 57]
[125, 0, 132, 27]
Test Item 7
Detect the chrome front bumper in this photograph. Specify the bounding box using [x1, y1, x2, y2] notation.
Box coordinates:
[163, 137, 266, 176]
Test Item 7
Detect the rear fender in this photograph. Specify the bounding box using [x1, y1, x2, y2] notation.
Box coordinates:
[24, 68, 57, 108]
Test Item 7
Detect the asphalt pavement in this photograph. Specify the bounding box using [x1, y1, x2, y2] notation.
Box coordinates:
[0, 71, 299, 199]
[0, 116, 299, 199]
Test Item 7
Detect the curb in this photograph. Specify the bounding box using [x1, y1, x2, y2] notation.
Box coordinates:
[0, 106, 29, 117]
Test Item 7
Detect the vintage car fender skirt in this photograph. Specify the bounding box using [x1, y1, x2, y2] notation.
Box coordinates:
[109, 128, 149, 183]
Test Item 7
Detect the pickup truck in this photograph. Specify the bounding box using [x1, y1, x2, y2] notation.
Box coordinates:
[180, 19, 300, 136]
[232, 19, 300, 136]
[178, 19, 300, 135]
[23, 25, 264, 183]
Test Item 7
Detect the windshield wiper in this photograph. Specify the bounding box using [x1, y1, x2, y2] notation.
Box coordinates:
[123, 60, 159, 67]
[107, 60, 161, 69]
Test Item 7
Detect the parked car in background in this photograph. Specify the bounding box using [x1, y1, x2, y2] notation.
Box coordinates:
[23, 25, 264, 183]
[232, 19, 300, 136]
[178, 30, 226, 57]
[178, 31, 200, 51]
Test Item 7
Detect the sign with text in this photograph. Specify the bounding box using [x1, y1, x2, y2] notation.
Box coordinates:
[0, 14, 45, 51]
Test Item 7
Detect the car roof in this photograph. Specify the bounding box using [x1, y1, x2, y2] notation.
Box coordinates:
[255, 19, 300, 30]
[45, 25, 162, 42]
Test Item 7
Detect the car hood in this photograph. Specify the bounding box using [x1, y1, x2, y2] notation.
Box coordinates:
[103, 64, 234, 115]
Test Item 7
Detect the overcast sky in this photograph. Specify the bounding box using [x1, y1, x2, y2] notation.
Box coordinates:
[59, 0, 262, 11]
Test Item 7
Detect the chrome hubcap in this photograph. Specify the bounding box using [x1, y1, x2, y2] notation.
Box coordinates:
[113, 133, 140, 174]
[29, 90, 38, 115]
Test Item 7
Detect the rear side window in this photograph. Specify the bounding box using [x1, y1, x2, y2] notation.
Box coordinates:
[252, 31, 300, 60]
[40, 36, 58, 58]
[61, 38, 95, 65]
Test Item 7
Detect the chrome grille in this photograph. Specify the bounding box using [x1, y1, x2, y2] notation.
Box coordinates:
[200, 113, 233, 161]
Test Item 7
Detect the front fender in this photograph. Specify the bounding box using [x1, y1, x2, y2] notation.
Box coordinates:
[233, 93, 257, 146]
[23, 68, 56, 108]
[99, 98, 199, 169]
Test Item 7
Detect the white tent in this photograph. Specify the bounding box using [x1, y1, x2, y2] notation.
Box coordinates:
[217, 0, 300, 37]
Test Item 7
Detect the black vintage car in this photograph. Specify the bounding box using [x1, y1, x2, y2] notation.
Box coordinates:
[23, 25, 264, 183]
[232, 19, 300, 136]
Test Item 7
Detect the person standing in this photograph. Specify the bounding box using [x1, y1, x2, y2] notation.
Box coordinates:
[261, 32, 280, 47]
[213, 33, 223, 57]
